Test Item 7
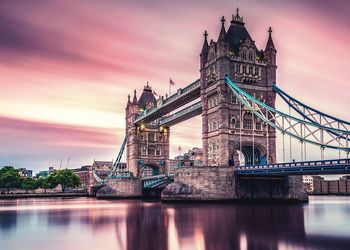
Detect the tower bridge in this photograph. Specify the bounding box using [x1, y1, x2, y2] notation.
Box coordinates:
[95, 9, 350, 201]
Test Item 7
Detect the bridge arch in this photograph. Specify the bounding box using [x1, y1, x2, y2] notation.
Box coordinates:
[141, 164, 160, 177]
[230, 141, 267, 166]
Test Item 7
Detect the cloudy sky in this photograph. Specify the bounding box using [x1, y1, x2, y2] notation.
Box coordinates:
[0, 0, 349, 173]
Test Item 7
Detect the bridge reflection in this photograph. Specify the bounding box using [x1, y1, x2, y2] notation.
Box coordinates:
[1, 198, 350, 250]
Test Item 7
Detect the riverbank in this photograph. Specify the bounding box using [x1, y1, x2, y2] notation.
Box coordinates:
[0, 193, 90, 199]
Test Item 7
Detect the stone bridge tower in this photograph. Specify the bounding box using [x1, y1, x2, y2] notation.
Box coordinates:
[200, 9, 277, 167]
[125, 83, 170, 177]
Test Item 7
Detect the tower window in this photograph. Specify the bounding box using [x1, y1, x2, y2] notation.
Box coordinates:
[248, 52, 253, 61]
[243, 65, 247, 74]
[148, 133, 155, 142]
[235, 64, 240, 73]
[243, 118, 252, 130]
[242, 50, 247, 60]
[249, 66, 253, 74]
[255, 67, 260, 75]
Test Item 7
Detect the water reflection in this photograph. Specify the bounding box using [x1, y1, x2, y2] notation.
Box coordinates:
[0, 197, 350, 250]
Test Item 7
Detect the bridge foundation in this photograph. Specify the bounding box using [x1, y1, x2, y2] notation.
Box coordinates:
[96, 178, 142, 198]
[161, 166, 308, 202]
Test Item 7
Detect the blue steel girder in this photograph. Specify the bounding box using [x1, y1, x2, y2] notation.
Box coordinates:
[273, 84, 350, 134]
[134, 79, 200, 125]
[142, 174, 174, 188]
[235, 158, 350, 176]
[225, 77, 350, 153]
[159, 101, 202, 127]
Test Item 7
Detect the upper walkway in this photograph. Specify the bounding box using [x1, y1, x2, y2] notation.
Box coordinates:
[134, 79, 200, 125]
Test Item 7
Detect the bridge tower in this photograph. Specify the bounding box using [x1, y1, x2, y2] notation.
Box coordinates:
[200, 9, 277, 167]
[125, 83, 170, 177]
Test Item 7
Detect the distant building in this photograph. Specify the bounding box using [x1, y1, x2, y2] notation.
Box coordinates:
[17, 168, 33, 178]
[72, 166, 90, 188]
[172, 147, 203, 168]
[305, 175, 350, 195]
[36, 167, 55, 178]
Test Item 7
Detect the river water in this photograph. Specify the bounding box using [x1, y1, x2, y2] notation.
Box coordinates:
[0, 196, 350, 250]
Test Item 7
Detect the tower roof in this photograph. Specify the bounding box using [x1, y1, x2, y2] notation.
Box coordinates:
[138, 82, 156, 109]
[226, 8, 253, 53]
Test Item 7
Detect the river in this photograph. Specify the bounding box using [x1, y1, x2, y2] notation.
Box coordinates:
[0, 196, 350, 250]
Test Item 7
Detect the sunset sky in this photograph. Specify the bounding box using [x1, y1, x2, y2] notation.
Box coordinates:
[1, 0, 349, 173]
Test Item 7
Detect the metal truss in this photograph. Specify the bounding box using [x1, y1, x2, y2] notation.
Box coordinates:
[226, 77, 350, 153]
[273, 84, 350, 138]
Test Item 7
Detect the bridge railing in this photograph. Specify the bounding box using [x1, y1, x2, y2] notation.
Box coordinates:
[235, 158, 350, 170]
[134, 79, 200, 124]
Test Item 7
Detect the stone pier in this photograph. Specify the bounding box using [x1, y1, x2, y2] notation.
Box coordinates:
[96, 178, 142, 198]
[161, 166, 308, 202]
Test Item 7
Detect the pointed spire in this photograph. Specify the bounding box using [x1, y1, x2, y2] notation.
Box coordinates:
[265, 27, 276, 51]
[132, 89, 138, 104]
[200, 30, 209, 56]
[218, 16, 227, 42]
[126, 94, 131, 107]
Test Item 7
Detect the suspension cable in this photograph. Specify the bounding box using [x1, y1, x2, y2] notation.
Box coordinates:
[289, 105, 292, 162]
[266, 107, 269, 164]
[252, 109, 255, 165]
[240, 99, 242, 165]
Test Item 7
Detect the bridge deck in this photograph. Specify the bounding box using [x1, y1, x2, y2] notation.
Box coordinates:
[235, 158, 350, 176]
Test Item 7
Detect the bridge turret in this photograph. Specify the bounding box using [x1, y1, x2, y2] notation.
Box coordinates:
[200, 31, 209, 67]
[264, 27, 277, 88]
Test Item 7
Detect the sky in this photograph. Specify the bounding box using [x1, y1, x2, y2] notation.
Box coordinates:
[0, 0, 350, 173]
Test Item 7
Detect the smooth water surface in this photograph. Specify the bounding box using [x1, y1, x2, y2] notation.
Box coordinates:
[1, 196, 350, 250]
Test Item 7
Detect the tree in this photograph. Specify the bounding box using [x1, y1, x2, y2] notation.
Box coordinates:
[21, 177, 37, 194]
[0, 166, 22, 193]
[36, 177, 49, 193]
[55, 169, 80, 193]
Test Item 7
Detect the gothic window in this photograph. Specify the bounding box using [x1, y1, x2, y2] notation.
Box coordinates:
[256, 121, 262, 130]
[255, 67, 260, 75]
[242, 50, 247, 60]
[230, 116, 236, 128]
[243, 117, 252, 130]
[142, 147, 147, 155]
[158, 135, 162, 142]
[243, 65, 247, 74]
[249, 66, 253, 75]
[140, 134, 144, 141]
[156, 150, 161, 156]
[208, 120, 218, 132]
[208, 95, 218, 109]
[148, 147, 155, 155]
[248, 52, 253, 61]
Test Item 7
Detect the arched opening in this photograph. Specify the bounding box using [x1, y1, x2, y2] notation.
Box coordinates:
[230, 142, 267, 167]
[141, 165, 160, 177]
